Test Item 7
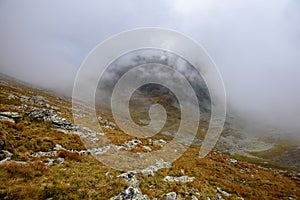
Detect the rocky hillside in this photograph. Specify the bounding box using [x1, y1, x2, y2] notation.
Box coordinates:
[0, 73, 299, 200]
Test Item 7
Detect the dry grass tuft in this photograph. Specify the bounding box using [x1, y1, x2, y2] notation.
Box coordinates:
[2, 161, 50, 178]
[57, 149, 82, 162]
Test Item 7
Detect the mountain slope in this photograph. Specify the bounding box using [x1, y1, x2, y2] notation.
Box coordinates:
[0, 73, 299, 200]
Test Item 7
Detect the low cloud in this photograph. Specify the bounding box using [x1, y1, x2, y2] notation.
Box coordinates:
[0, 0, 299, 138]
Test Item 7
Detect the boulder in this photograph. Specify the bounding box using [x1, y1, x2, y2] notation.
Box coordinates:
[141, 166, 157, 177]
[53, 144, 64, 151]
[110, 186, 149, 200]
[0, 150, 13, 162]
[54, 157, 65, 164]
[164, 192, 177, 200]
[226, 158, 238, 165]
[0, 116, 15, 123]
[216, 187, 231, 197]
[142, 146, 152, 152]
[118, 171, 139, 186]
[153, 139, 167, 146]
[140, 159, 171, 177]
[191, 195, 198, 200]
[163, 176, 195, 183]
[124, 139, 141, 149]
[0, 112, 21, 119]
[7, 94, 17, 100]
[28, 108, 78, 131]
[28, 95, 48, 104]
[28, 109, 53, 119]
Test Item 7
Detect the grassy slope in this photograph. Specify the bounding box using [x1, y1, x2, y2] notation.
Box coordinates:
[0, 75, 299, 200]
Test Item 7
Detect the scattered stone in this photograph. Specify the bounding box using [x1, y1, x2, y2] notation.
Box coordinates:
[46, 158, 54, 166]
[226, 158, 238, 165]
[78, 150, 90, 155]
[163, 176, 195, 183]
[140, 159, 171, 177]
[0, 111, 22, 123]
[88, 146, 111, 155]
[191, 195, 198, 200]
[54, 157, 65, 164]
[141, 166, 157, 177]
[163, 192, 177, 200]
[215, 193, 225, 200]
[118, 171, 139, 187]
[105, 172, 113, 179]
[28, 95, 48, 105]
[27, 108, 78, 131]
[51, 115, 78, 130]
[188, 187, 201, 197]
[216, 187, 231, 197]
[110, 186, 149, 200]
[32, 144, 88, 160]
[0, 111, 22, 119]
[0, 157, 11, 164]
[83, 127, 93, 133]
[124, 139, 141, 150]
[1, 150, 13, 158]
[28, 108, 53, 119]
[0, 150, 13, 163]
[0, 115, 15, 123]
[20, 95, 30, 101]
[7, 94, 17, 100]
[51, 105, 60, 110]
[98, 116, 116, 129]
[90, 138, 99, 143]
[108, 122, 116, 128]
[142, 146, 152, 152]
[53, 144, 64, 151]
[31, 151, 56, 158]
[153, 139, 167, 146]
[0, 80, 8, 86]
[155, 159, 171, 169]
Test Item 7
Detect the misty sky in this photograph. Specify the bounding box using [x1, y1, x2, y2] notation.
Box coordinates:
[0, 0, 299, 136]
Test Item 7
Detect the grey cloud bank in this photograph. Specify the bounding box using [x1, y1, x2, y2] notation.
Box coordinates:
[0, 0, 299, 137]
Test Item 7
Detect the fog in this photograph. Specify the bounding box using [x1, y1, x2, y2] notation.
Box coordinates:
[0, 0, 299, 138]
